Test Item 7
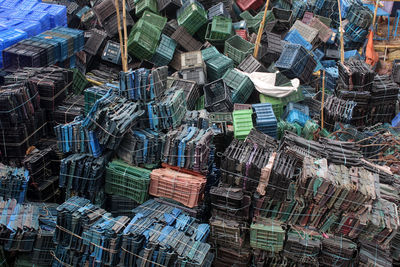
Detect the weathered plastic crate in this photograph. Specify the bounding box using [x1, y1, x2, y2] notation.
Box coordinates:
[236, 0, 264, 11]
[233, 109, 253, 140]
[250, 221, 285, 252]
[162, 19, 179, 37]
[72, 68, 90, 94]
[208, 2, 230, 20]
[128, 20, 161, 60]
[275, 42, 309, 79]
[204, 79, 233, 112]
[237, 54, 267, 73]
[209, 16, 232, 40]
[181, 50, 204, 70]
[150, 34, 177, 66]
[101, 40, 121, 65]
[222, 68, 254, 103]
[205, 54, 234, 81]
[171, 78, 200, 110]
[235, 29, 249, 41]
[309, 17, 333, 43]
[181, 67, 206, 85]
[136, 0, 158, 16]
[201, 46, 221, 62]
[284, 29, 312, 50]
[142, 10, 167, 31]
[171, 26, 203, 51]
[289, 20, 319, 45]
[177, 1, 208, 35]
[169, 49, 183, 70]
[224, 35, 254, 65]
[302, 11, 314, 24]
[84, 29, 107, 56]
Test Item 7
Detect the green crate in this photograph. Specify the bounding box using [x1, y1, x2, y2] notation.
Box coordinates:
[240, 10, 274, 33]
[250, 221, 285, 252]
[210, 16, 232, 40]
[233, 109, 253, 140]
[105, 160, 151, 204]
[136, 0, 158, 16]
[177, 2, 208, 35]
[209, 112, 233, 123]
[205, 54, 234, 81]
[195, 95, 204, 110]
[222, 68, 254, 103]
[277, 120, 302, 139]
[150, 34, 177, 66]
[72, 68, 90, 95]
[259, 95, 285, 118]
[142, 10, 167, 31]
[201, 46, 221, 62]
[128, 20, 161, 60]
[205, 23, 226, 47]
[224, 35, 255, 65]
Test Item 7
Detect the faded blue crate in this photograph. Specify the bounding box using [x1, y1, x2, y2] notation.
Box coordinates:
[312, 48, 324, 61]
[321, 59, 336, 68]
[344, 49, 360, 59]
[70, 54, 75, 68]
[284, 29, 312, 50]
[53, 26, 84, 52]
[392, 112, 400, 128]
[283, 102, 310, 119]
[47, 4, 67, 27]
[252, 103, 277, 138]
[37, 33, 68, 61]
[150, 33, 177, 66]
[13, 21, 41, 37]
[31, 2, 51, 11]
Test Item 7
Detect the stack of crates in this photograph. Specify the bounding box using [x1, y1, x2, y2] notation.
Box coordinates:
[222, 68, 255, 103]
[233, 108, 253, 140]
[0, 29, 27, 68]
[250, 220, 286, 252]
[105, 160, 152, 204]
[180, 50, 206, 85]
[259, 87, 304, 118]
[177, 1, 208, 35]
[252, 103, 278, 138]
[84, 86, 109, 115]
[128, 19, 162, 60]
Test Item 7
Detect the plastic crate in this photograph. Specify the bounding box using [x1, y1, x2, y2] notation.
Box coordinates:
[309, 17, 333, 43]
[171, 78, 200, 110]
[12, 21, 41, 38]
[392, 59, 400, 84]
[201, 45, 221, 62]
[208, 2, 230, 20]
[53, 27, 84, 52]
[298, 55, 317, 83]
[128, 20, 161, 60]
[259, 95, 285, 118]
[158, 0, 181, 13]
[24, 37, 57, 65]
[236, 0, 264, 11]
[392, 112, 400, 128]
[284, 109, 310, 126]
[101, 40, 121, 65]
[302, 11, 314, 24]
[72, 68, 90, 94]
[136, 0, 158, 16]
[271, 7, 292, 23]
[222, 68, 254, 103]
[275, 42, 309, 78]
[105, 160, 151, 204]
[2, 43, 47, 70]
[233, 109, 253, 140]
[235, 29, 249, 41]
[283, 29, 312, 50]
[177, 2, 208, 35]
[289, 20, 319, 45]
[252, 103, 277, 138]
[209, 16, 232, 40]
[204, 78, 233, 112]
[150, 34, 177, 66]
[47, 4, 67, 27]
[181, 67, 206, 85]
[84, 29, 107, 56]
[237, 54, 267, 73]
[205, 23, 225, 47]
[171, 26, 202, 51]
[36, 33, 68, 61]
[181, 50, 204, 70]
[239, 10, 273, 33]
[25, 11, 51, 31]
[142, 10, 167, 31]
[162, 19, 178, 37]
[205, 54, 234, 81]
[224, 35, 254, 65]
[250, 221, 285, 252]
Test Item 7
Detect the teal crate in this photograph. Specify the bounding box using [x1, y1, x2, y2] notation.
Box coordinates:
[201, 46, 221, 62]
[224, 35, 254, 65]
[150, 34, 177, 66]
[142, 10, 167, 31]
[210, 16, 232, 40]
[233, 109, 253, 140]
[136, 0, 158, 16]
[206, 54, 234, 81]
[72, 68, 90, 95]
[128, 20, 161, 60]
[222, 68, 254, 103]
[177, 2, 208, 35]
[205, 23, 226, 47]
[240, 10, 274, 33]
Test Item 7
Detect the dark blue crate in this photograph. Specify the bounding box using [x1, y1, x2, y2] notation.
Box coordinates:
[252, 103, 278, 138]
[53, 26, 84, 52]
[30, 36, 58, 64]
[69, 54, 75, 68]
[47, 4, 67, 27]
[13, 21, 41, 37]
[284, 29, 312, 51]
[275, 42, 309, 79]
[37, 33, 68, 61]
[312, 48, 324, 61]
[25, 11, 51, 31]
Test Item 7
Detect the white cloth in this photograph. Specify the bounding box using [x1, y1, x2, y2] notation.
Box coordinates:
[242, 71, 300, 98]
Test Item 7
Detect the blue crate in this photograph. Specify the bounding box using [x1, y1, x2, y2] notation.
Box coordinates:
[275, 42, 309, 79]
[37, 33, 68, 61]
[312, 48, 324, 61]
[285, 109, 310, 126]
[321, 59, 336, 68]
[344, 49, 360, 59]
[392, 112, 400, 128]
[13, 21, 41, 37]
[70, 54, 75, 68]
[19, 0, 39, 10]
[0, 0, 21, 9]
[0, 29, 27, 49]
[47, 4, 67, 27]
[25, 11, 51, 31]
[53, 26, 84, 52]
[0, 8, 10, 18]
[324, 66, 338, 92]
[344, 22, 368, 43]
[30, 36, 58, 64]
[283, 102, 310, 119]
[252, 103, 278, 138]
[31, 2, 51, 11]
[284, 29, 312, 51]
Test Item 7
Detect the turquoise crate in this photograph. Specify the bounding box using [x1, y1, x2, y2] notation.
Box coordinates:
[177, 2, 208, 35]
[233, 109, 253, 140]
[150, 34, 176, 66]
[222, 68, 254, 103]
[210, 16, 232, 40]
[224, 35, 254, 65]
[201, 46, 221, 62]
[205, 54, 234, 81]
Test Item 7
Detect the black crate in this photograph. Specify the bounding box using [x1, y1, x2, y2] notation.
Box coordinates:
[2, 43, 47, 70]
[171, 26, 203, 51]
[84, 29, 107, 56]
[158, 0, 181, 17]
[204, 79, 233, 112]
[162, 19, 179, 37]
[93, 0, 115, 23]
[238, 54, 267, 73]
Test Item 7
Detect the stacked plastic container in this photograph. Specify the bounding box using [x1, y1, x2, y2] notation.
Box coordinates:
[253, 103, 278, 138]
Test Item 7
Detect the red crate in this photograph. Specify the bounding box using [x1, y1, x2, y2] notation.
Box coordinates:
[235, 29, 249, 41]
[236, 0, 264, 11]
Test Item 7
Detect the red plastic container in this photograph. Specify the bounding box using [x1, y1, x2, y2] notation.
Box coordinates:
[235, 29, 249, 41]
[236, 0, 264, 11]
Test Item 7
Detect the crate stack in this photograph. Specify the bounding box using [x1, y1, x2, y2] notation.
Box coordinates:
[344, 4, 372, 43]
[180, 50, 207, 86]
[370, 75, 399, 125]
[0, 164, 30, 203]
[252, 103, 278, 138]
